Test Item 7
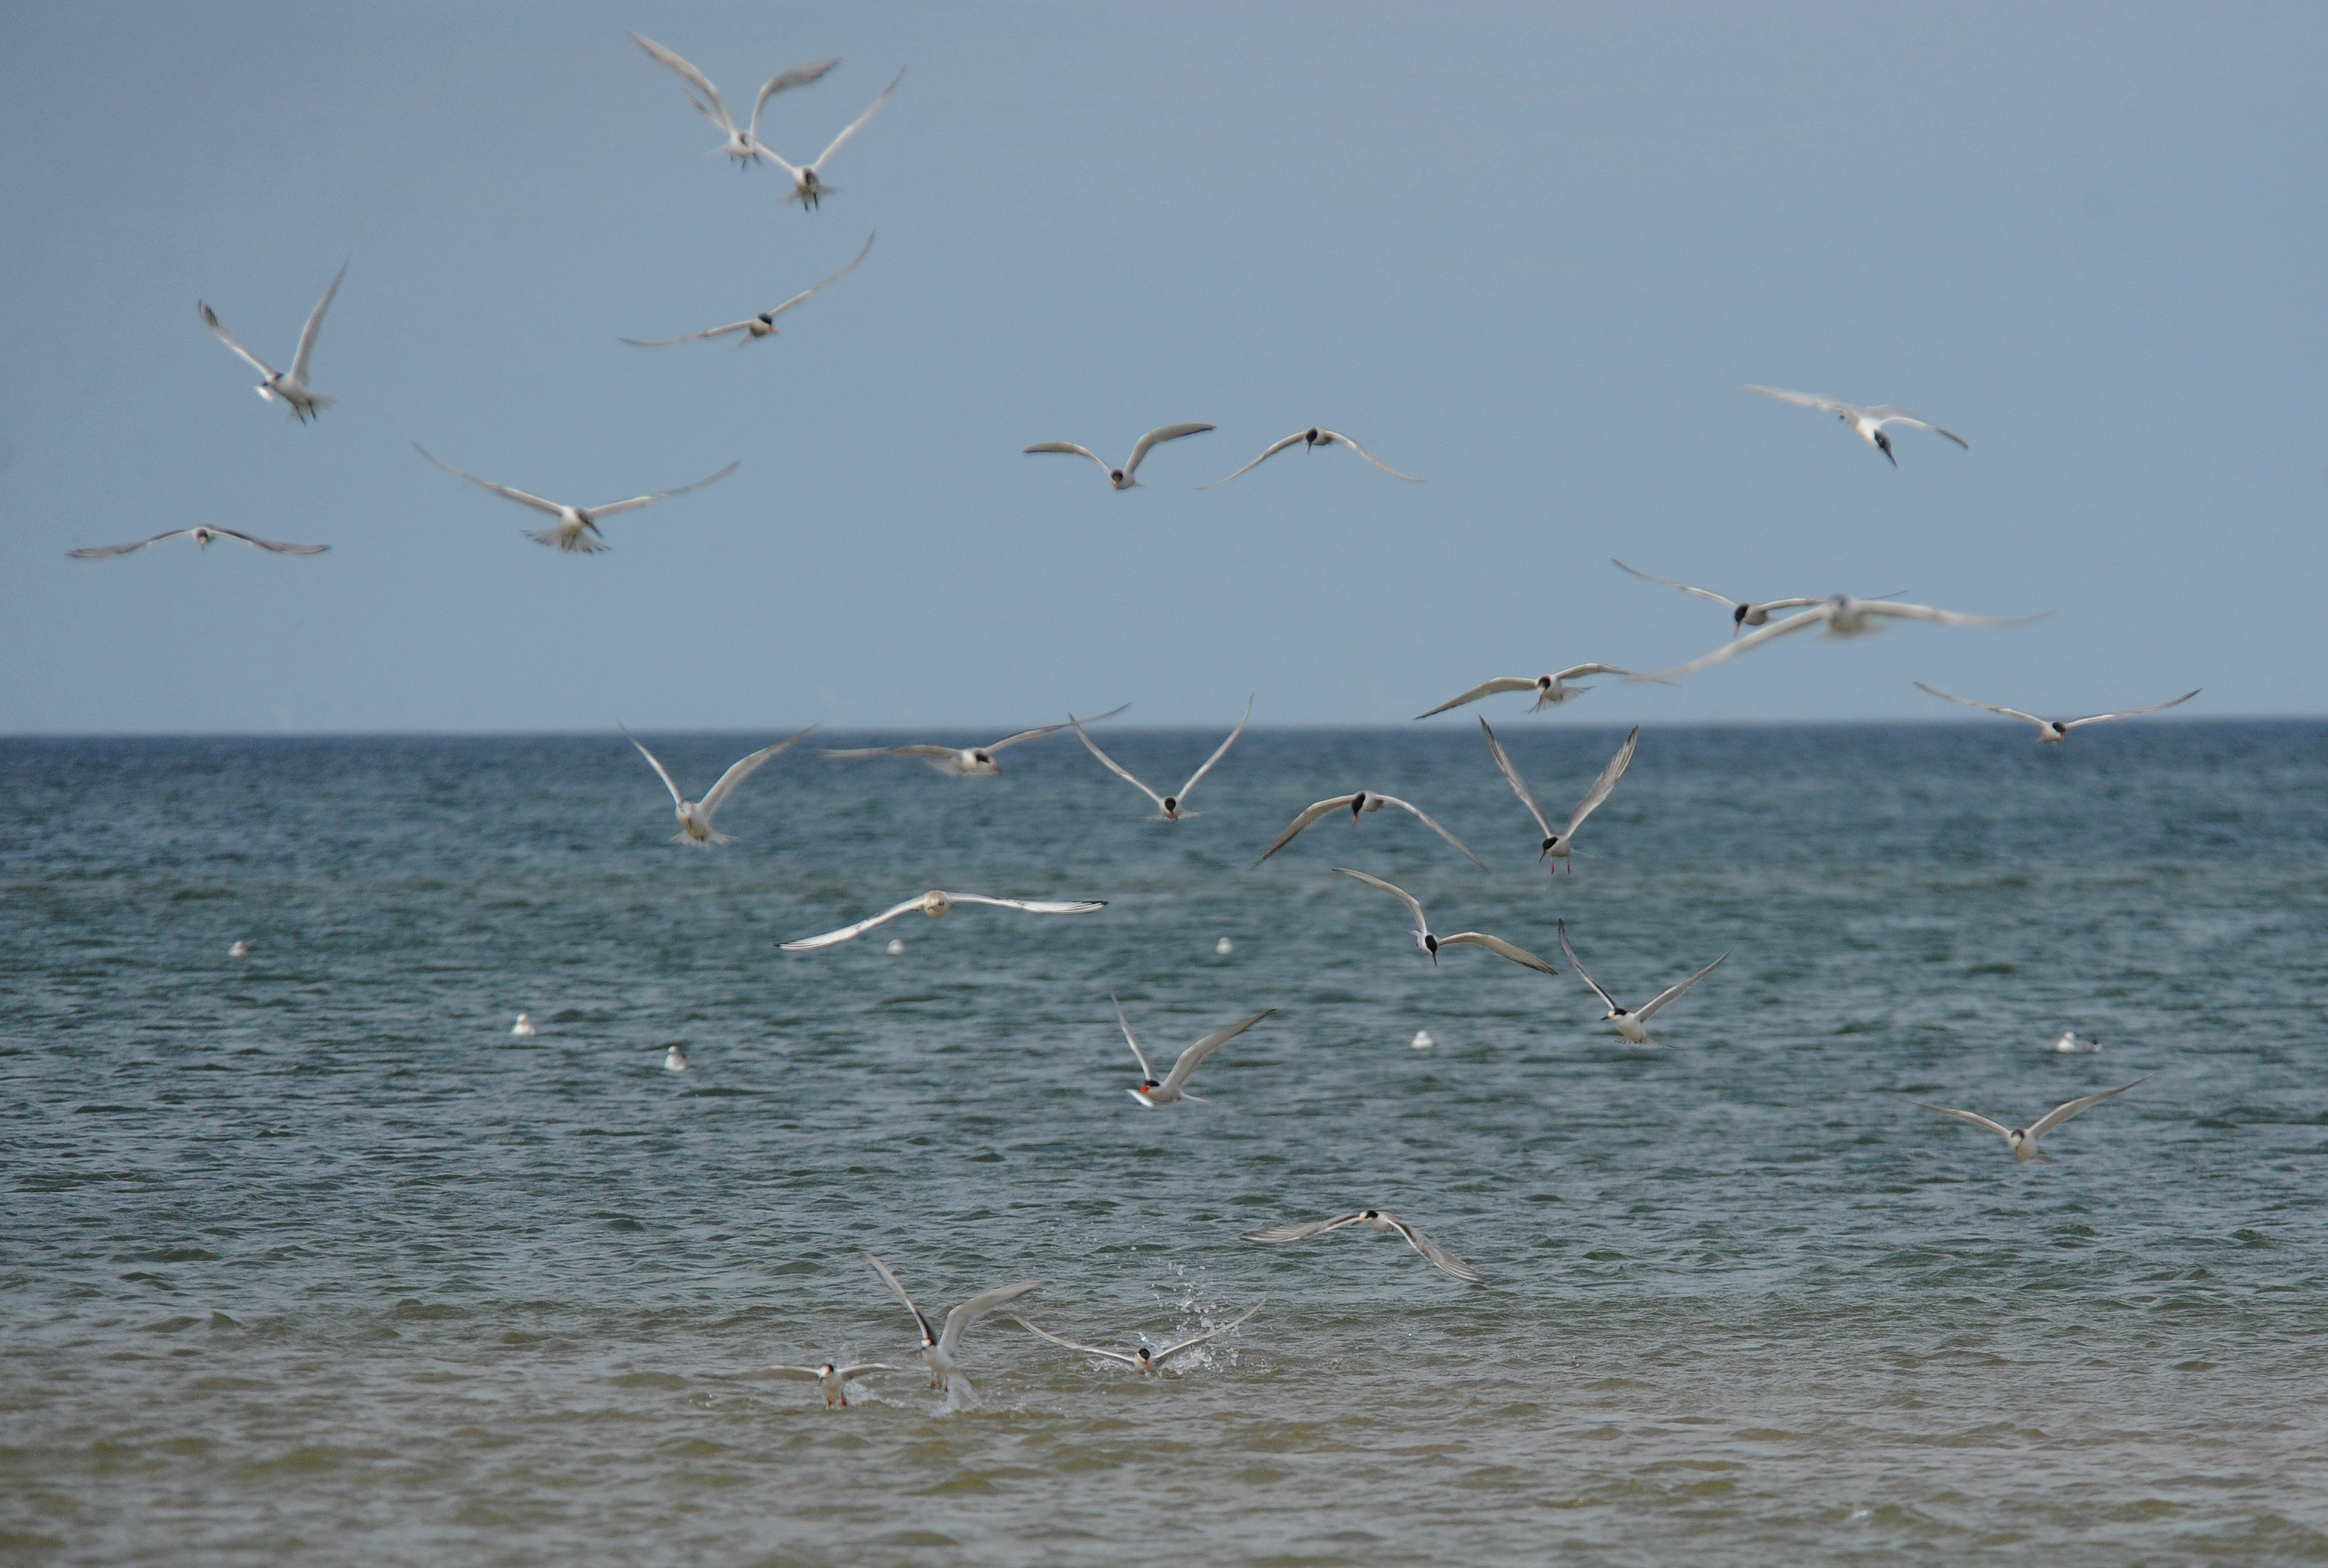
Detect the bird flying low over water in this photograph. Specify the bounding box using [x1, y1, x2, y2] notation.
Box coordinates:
[1334, 868, 1557, 975]
[1480, 720, 1636, 873]
[200, 262, 347, 423]
[1072, 698, 1251, 820]
[414, 444, 737, 553]
[1556, 919, 1727, 1047]
[1112, 993, 1275, 1106]
[779, 890, 1106, 951]
[864, 1253, 1044, 1393]
[1913, 683, 2201, 743]
[1242, 1209, 1484, 1284]
[1609, 559, 1871, 637]
[1202, 428, 1419, 487]
[823, 704, 1127, 775]
[1414, 665, 1651, 719]
[68, 527, 327, 559]
[1026, 424, 1215, 489]
[1915, 1081, 2144, 1161]
[1256, 792, 1483, 868]
[762, 67, 905, 209]
[1639, 598, 2044, 684]
[1746, 385, 1969, 466]
[1016, 1298, 1266, 1374]
[625, 725, 813, 845]
[738, 1360, 906, 1408]
[627, 33, 839, 169]
[621, 232, 873, 347]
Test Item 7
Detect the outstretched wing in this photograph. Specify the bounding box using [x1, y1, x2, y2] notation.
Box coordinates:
[588, 460, 740, 518]
[862, 1252, 935, 1345]
[832, 1363, 905, 1380]
[821, 744, 958, 761]
[629, 33, 736, 132]
[758, 230, 876, 323]
[1151, 1297, 1267, 1364]
[1024, 441, 1110, 475]
[1747, 384, 1857, 417]
[812, 66, 905, 169]
[1914, 682, 2046, 728]
[939, 895, 1108, 916]
[1323, 431, 1420, 481]
[1916, 1103, 2014, 1139]
[68, 530, 194, 559]
[1438, 932, 1558, 975]
[412, 444, 567, 518]
[1334, 867, 1427, 940]
[1414, 677, 1534, 720]
[781, 897, 930, 951]
[1860, 601, 2044, 631]
[698, 724, 816, 818]
[1561, 726, 1640, 839]
[738, 1365, 823, 1382]
[1255, 796, 1356, 865]
[1611, 558, 1737, 609]
[985, 701, 1128, 753]
[1555, 920, 1619, 1013]
[1635, 949, 1728, 1021]
[1385, 1215, 1485, 1284]
[1373, 796, 1486, 867]
[623, 729, 690, 809]
[289, 261, 346, 388]
[2062, 691, 2200, 730]
[749, 57, 842, 135]
[1637, 604, 1832, 683]
[1112, 993, 1157, 1081]
[936, 1278, 1046, 1356]
[2027, 1079, 2144, 1138]
[1163, 1009, 1275, 1092]
[620, 321, 755, 348]
[1866, 407, 1969, 448]
[1072, 716, 1165, 810]
[1478, 719, 1555, 839]
[1123, 423, 1216, 478]
[1198, 432, 1304, 489]
[199, 303, 278, 379]
[1240, 1213, 1368, 1244]
[1176, 696, 1253, 802]
[1013, 1317, 1139, 1368]
[210, 528, 329, 555]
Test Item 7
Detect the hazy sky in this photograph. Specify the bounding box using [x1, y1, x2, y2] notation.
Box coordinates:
[2, 2, 2321, 732]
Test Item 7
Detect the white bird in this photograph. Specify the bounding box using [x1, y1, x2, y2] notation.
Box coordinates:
[1414, 665, 1651, 719]
[621, 232, 873, 347]
[1241, 1209, 1483, 1284]
[1410, 1029, 1435, 1049]
[1914, 683, 2201, 743]
[1334, 868, 1557, 975]
[1214, 937, 1235, 956]
[741, 1360, 906, 1409]
[1639, 597, 2044, 684]
[822, 704, 1127, 776]
[1611, 559, 1842, 637]
[1071, 698, 1251, 820]
[780, 890, 1106, 952]
[762, 67, 905, 209]
[228, 940, 252, 959]
[864, 1253, 1045, 1393]
[1112, 994, 1275, 1107]
[1556, 920, 1727, 1047]
[69, 526, 328, 560]
[1025, 424, 1215, 490]
[200, 262, 346, 423]
[886, 938, 906, 956]
[626, 725, 813, 846]
[1746, 385, 1969, 466]
[2051, 1030, 2101, 1055]
[627, 33, 839, 169]
[1016, 1297, 1265, 1375]
[663, 1044, 690, 1073]
[414, 444, 738, 554]
[510, 1012, 536, 1038]
[1256, 791, 1483, 867]
[1916, 1081, 2144, 1161]
[1202, 428, 1419, 487]
[1480, 719, 1637, 873]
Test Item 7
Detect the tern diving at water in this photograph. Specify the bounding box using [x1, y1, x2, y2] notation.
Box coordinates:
[199, 261, 347, 423]
[1557, 919, 1728, 1047]
[1241, 1209, 1484, 1284]
[1025, 424, 1215, 490]
[625, 725, 813, 846]
[863, 1253, 1044, 1393]
[1747, 385, 1969, 466]
[1916, 1081, 2144, 1161]
[1334, 868, 1557, 975]
[822, 704, 1126, 775]
[414, 444, 737, 553]
[780, 890, 1106, 951]
[628, 33, 839, 169]
[737, 1360, 906, 1409]
[1016, 1297, 1266, 1374]
[1112, 994, 1275, 1107]
[1072, 698, 1251, 820]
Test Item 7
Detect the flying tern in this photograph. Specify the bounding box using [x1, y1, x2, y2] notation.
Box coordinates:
[1025, 424, 1215, 489]
[621, 232, 873, 347]
[1241, 1209, 1483, 1284]
[762, 67, 905, 209]
[1112, 994, 1274, 1106]
[1610, 559, 1857, 636]
[1334, 868, 1557, 974]
[1072, 698, 1251, 820]
[822, 703, 1127, 775]
[1202, 427, 1419, 487]
[779, 890, 1106, 951]
[200, 262, 346, 423]
[68, 527, 327, 559]
[1414, 665, 1650, 719]
[1639, 597, 2044, 684]
[414, 444, 737, 553]
[1916, 1081, 2143, 1161]
[1747, 385, 1969, 466]
[628, 33, 839, 169]
[1016, 1297, 1265, 1374]
[626, 725, 812, 846]
[1256, 791, 1482, 867]
[1914, 683, 2200, 743]
[1556, 920, 1727, 1047]
[863, 1253, 1044, 1393]
[1480, 719, 1636, 873]
[740, 1360, 906, 1408]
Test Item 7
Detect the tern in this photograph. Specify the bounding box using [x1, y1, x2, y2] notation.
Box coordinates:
[1241, 1209, 1483, 1284]
[510, 1012, 536, 1038]
[663, 1044, 691, 1073]
[1202, 428, 1419, 487]
[1214, 937, 1234, 956]
[822, 703, 1127, 775]
[1916, 1081, 2143, 1161]
[1480, 720, 1636, 873]
[1334, 868, 1557, 974]
[627, 33, 839, 169]
[864, 1253, 1045, 1393]
[1112, 994, 1275, 1106]
[1025, 424, 1215, 489]
[1414, 665, 1650, 719]
[762, 67, 905, 209]
[780, 890, 1106, 951]
[1556, 920, 1727, 1047]
[228, 940, 251, 959]
[621, 232, 874, 347]
[626, 725, 813, 846]
[1639, 598, 2044, 684]
[1256, 791, 1482, 867]
[1747, 385, 1969, 466]
[1016, 1297, 1265, 1374]
[1610, 559, 1846, 637]
[414, 444, 737, 554]
[200, 262, 346, 423]
[2051, 1031, 2101, 1055]
[1071, 698, 1250, 820]
[68, 526, 329, 560]
[741, 1360, 906, 1408]
[1914, 683, 2201, 743]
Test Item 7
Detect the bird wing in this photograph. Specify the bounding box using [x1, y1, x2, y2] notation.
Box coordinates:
[749, 57, 842, 134]
[1747, 385, 1857, 417]
[1385, 1215, 1485, 1284]
[739, 1365, 824, 1381]
[760, 231, 876, 322]
[1240, 1213, 1369, 1244]
[1024, 442, 1111, 475]
[1371, 797, 1486, 868]
[1561, 726, 1640, 839]
[1070, 718, 1165, 810]
[629, 33, 736, 132]
[1438, 932, 1558, 975]
[861, 1253, 935, 1345]
[1913, 683, 2047, 728]
[620, 321, 755, 348]
[1255, 797, 1355, 864]
[1334, 867, 1427, 940]
[288, 260, 346, 388]
[1610, 559, 1737, 609]
[985, 702, 1128, 753]
[2027, 1079, 2144, 1138]
[2062, 690, 2201, 729]
[210, 528, 329, 556]
[1635, 949, 1729, 1021]
[821, 744, 957, 761]
[832, 1363, 906, 1380]
[1478, 719, 1555, 839]
[1865, 407, 1970, 448]
[1556, 920, 1620, 1013]
[941, 894, 1108, 916]
[623, 729, 689, 809]
[780, 897, 930, 951]
[1198, 432, 1305, 489]
[1638, 604, 1831, 682]
[1860, 601, 2044, 631]
[1321, 431, 1420, 481]
[1112, 993, 1157, 1081]
[1916, 1103, 2014, 1139]
[68, 530, 194, 559]
[1175, 696, 1253, 802]
[698, 724, 815, 818]
[937, 1278, 1046, 1356]
[1163, 1009, 1275, 1092]
[1150, 1297, 1267, 1364]
[1553, 663, 1644, 681]
[1123, 423, 1216, 478]
[588, 460, 740, 518]
[412, 444, 567, 517]
[199, 303, 278, 379]
[1013, 1317, 1139, 1367]
[811, 66, 904, 169]
[1413, 678, 1535, 720]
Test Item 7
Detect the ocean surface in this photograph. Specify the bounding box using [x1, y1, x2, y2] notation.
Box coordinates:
[4, 721, 2325, 1567]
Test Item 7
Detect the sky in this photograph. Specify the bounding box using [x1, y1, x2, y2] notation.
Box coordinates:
[1, 1, 2322, 733]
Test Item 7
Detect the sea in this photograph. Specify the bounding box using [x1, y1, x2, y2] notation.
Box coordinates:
[4, 721, 2324, 1567]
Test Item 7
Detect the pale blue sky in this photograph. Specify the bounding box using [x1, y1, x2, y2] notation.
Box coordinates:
[2, 2, 2321, 732]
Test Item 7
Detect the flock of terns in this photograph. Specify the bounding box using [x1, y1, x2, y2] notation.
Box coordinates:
[108, 30, 2201, 1407]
